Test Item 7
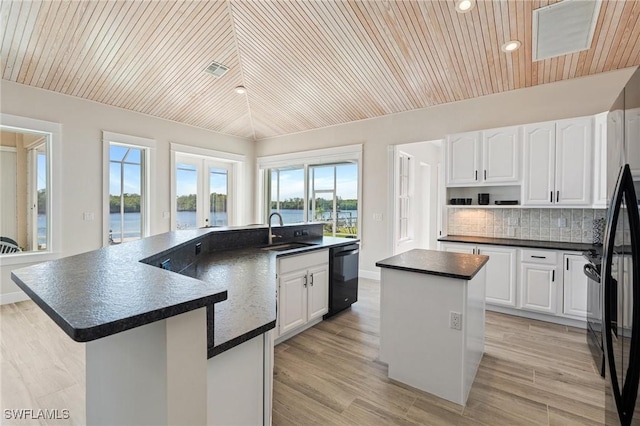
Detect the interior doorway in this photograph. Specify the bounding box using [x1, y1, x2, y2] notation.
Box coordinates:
[391, 140, 443, 255]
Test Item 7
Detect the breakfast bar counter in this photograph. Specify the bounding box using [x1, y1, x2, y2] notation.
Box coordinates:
[376, 249, 488, 406]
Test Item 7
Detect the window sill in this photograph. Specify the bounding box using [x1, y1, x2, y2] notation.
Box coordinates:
[0, 251, 59, 267]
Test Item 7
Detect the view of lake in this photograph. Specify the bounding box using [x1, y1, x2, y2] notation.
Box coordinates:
[34, 209, 357, 244]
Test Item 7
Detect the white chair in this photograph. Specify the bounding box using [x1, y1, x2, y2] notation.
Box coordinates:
[0, 237, 21, 254]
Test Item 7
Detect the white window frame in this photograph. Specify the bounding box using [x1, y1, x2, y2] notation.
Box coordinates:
[170, 143, 245, 230]
[102, 131, 156, 247]
[0, 114, 62, 266]
[397, 152, 412, 242]
[257, 144, 362, 238]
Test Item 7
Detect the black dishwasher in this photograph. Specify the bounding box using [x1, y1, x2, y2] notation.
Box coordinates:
[324, 243, 359, 319]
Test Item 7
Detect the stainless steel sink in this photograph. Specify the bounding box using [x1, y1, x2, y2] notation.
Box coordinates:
[261, 242, 317, 252]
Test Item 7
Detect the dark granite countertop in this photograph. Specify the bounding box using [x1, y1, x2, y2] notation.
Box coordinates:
[11, 225, 357, 358]
[376, 249, 489, 280]
[438, 235, 596, 252]
[11, 229, 227, 343]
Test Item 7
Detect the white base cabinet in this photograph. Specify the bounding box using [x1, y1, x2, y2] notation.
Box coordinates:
[277, 249, 329, 340]
[563, 254, 589, 318]
[440, 242, 516, 308]
[440, 242, 589, 324]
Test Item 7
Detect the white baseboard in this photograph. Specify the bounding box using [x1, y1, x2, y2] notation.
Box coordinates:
[486, 304, 587, 329]
[0, 290, 29, 305]
[359, 269, 380, 281]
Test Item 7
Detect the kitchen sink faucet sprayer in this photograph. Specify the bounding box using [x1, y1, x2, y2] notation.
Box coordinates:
[268, 212, 283, 245]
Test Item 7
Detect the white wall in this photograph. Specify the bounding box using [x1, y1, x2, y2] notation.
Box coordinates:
[255, 67, 637, 278]
[0, 80, 256, 299]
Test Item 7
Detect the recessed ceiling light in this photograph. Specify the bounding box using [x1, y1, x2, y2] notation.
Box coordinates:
[455, 0, 475, 13]
[501, 40, 521, 53]
[235, 86, 246, 94]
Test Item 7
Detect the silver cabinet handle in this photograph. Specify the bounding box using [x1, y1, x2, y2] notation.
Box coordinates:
[303, 275, 307, 288]
[310, 273, 314, 286]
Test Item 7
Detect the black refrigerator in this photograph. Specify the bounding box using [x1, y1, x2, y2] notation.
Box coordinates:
[602, 68, 640, 426]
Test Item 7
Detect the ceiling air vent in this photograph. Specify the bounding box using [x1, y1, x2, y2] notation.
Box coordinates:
[533, 0, 601, 61]
[204, 61, 229, 78]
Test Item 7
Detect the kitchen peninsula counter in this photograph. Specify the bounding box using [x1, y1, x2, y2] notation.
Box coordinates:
[11, 224, 357, 425]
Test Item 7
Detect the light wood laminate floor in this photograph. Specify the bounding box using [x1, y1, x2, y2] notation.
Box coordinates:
[1, 278, 605, 425]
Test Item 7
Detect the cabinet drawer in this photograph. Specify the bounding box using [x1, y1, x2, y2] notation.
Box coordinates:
[279, 249, 328, 273]
[521, 249, 557, 265]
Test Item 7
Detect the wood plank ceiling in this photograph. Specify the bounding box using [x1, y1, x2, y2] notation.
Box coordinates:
[1, 0, 640, 141]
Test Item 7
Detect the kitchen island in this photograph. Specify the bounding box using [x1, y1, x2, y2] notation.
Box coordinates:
[376, 249, 489, 406]
[11, 223, 356, 426]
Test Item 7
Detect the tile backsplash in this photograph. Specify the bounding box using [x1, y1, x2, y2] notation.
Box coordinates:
[447, 208, 607, 243]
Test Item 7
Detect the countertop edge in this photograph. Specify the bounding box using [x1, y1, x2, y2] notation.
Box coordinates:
[376, 255, 489, 280]
[209, 320, 277, 358]
[438, 235, 593, 251]
[12, 270, 229, 342]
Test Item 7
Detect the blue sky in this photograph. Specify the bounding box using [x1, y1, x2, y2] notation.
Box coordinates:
[277, 163, 358, 200]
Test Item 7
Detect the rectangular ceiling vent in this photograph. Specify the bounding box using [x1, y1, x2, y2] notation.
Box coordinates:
[533, 0, 601, 61]
[204, 61, 229, 78]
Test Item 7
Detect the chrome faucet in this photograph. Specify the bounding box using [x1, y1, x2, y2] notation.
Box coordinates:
[268, 212, 283, 245]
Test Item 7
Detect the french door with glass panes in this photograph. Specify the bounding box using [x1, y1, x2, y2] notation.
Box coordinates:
[175, 154, 232, 230]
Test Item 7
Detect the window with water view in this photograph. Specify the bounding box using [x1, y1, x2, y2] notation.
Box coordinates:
[109, 144, 145, 244]
[269, 162, 358, 238]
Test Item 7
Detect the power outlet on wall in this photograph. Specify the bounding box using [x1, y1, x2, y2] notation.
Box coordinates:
[450, 311, 462, 330]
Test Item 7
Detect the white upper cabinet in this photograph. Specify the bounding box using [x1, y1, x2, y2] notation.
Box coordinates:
[522, 122, 556, 205]
[522, 117, 593, 207]
[482, 126, 521, 184]
[446, 132, 481, 185]
[555, 117, 593, 206]
[446, 127, 520, 187]
[626, 107, 640, 179]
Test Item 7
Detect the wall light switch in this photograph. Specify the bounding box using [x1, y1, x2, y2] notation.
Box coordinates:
[373, 213, 383, 222]
[558, 218, 567, 228]
[507, 217, 519, 226]
[83, 212, 94, 221]
[163, 212, 171, 220]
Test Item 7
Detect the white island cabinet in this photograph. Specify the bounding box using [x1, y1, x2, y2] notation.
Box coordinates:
[376, 249, 488, 406]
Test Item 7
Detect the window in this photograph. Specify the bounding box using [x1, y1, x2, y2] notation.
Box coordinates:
[174, 158, 232, 229]
[109, 144, 145, 244]
[0, 114, 59, 258]
[103, 131, 154, 246]
[171, 143, 244, 230]
[309, 163, 358, 237]
[258, 144, 362, 239]
[398, 153, 412, 241]
[269, 167, 305, 224]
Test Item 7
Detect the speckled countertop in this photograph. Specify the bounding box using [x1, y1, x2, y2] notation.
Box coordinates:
[11, 226, 357, 358]
[376, 249, 489, 280]
[438, 235, 596, 252]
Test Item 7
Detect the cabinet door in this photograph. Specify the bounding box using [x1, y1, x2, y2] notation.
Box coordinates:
[555, 117, 593, 206]
[593, 113, 608, 207]
[279, 270, 308, 335]
[478, 245, 517, 307]
[482, 126, 520, 184]
[625, 107, 640, 179]
[440, 242, 475, 254]
[307, 264, 329, 321]
[520, 263, 557, 314]
[522, 122, 556, 206]
[563, 255, 588, 318]
[446, 132, 481, 186]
